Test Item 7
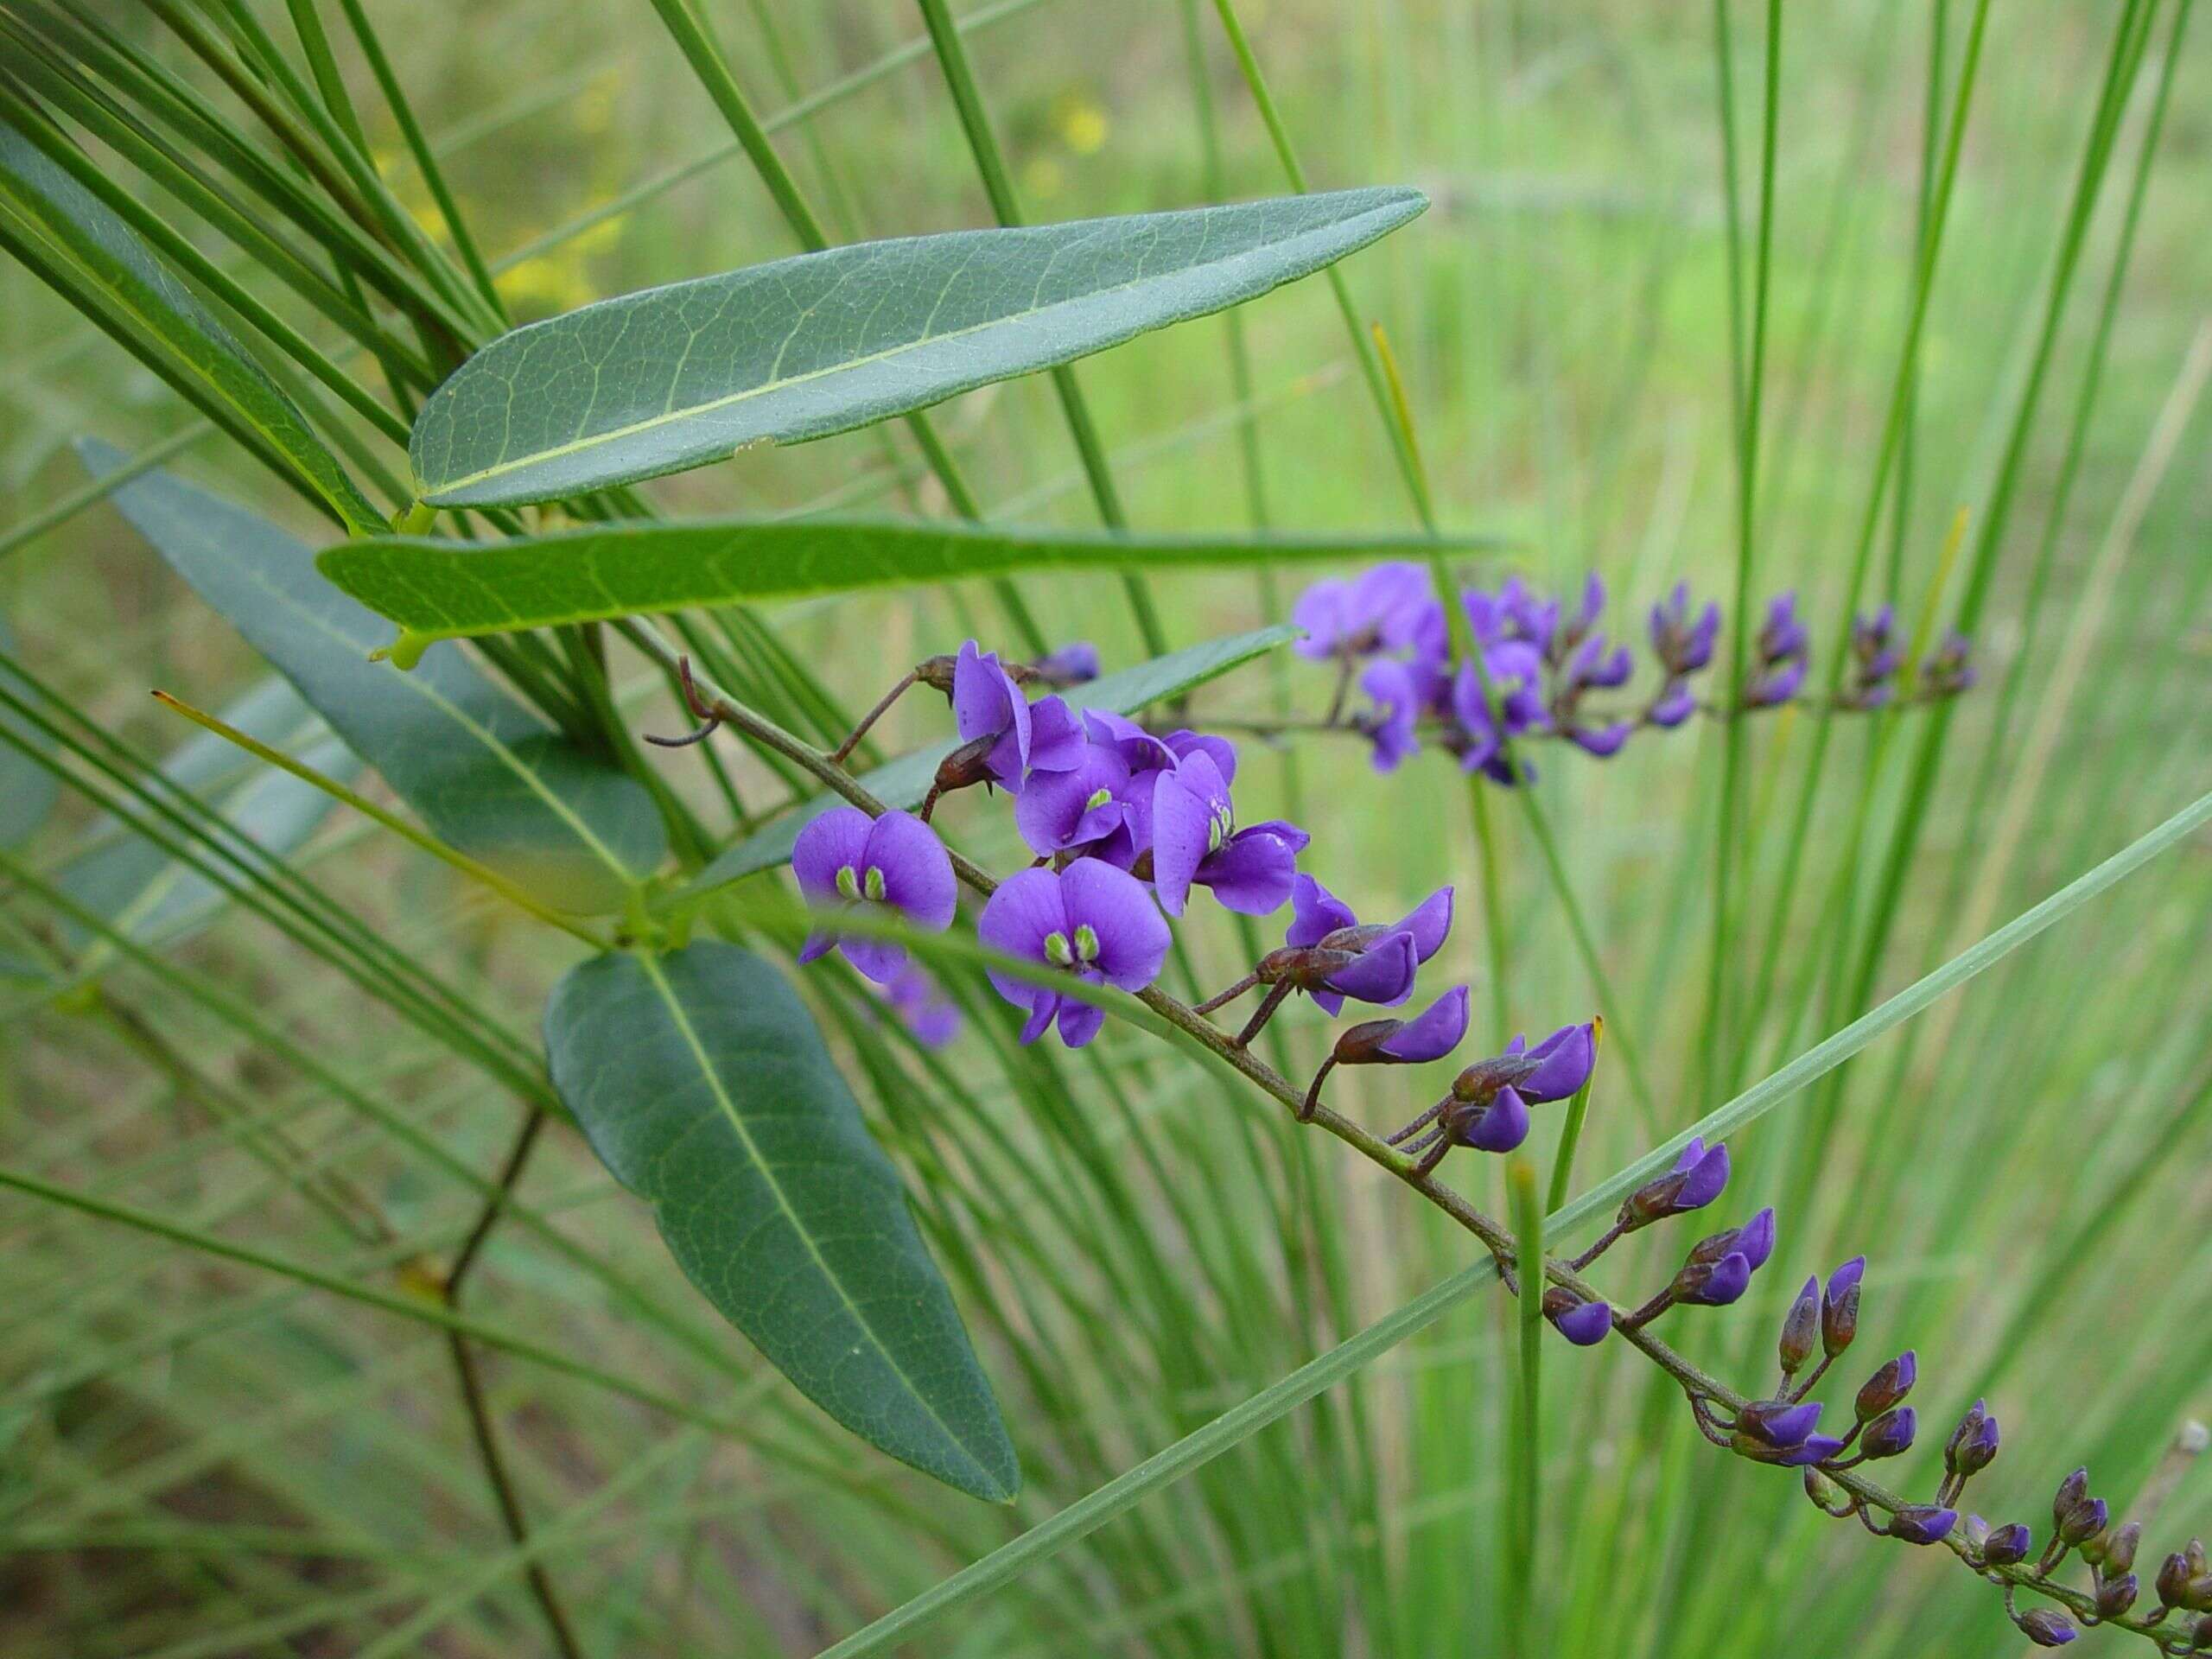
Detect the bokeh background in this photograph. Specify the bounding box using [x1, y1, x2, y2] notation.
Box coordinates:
[2, 2, 2207, 1655]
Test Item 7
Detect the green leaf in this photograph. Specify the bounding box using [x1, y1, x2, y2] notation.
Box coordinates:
[81, 442, 667, 914]
[317, 518, 1497, 649]
[50, 679, 359, 970]
[0, 124, 383, 535]
[687, 623, 1298, 898]
[410, 188, 1427, 507]
[543, 940, 1018, 1502]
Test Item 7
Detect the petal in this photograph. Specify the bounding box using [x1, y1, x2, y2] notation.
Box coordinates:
[1017, 995, 1059, 1046]
[1291, 580, 1349, 658]
[1166, 734, 1238, 792]
[1061, 857, 1170, 992]
[1147, 771, 1213, 918]
[1197, 826, 1302, 915]
[1518, 1022, 1595, 1103]
[1310, 988, 1345, 1017]
[1391, 885, 1454, 963]
[1014, 753, 1128, 855]
[952, 640, 1013, 744]
[1083, 709, 1173, 772]
[1377, 986, 1470, 1063]
[1568, 721, 1636, 759]
[1056, 997, 1107, 1047]
[1324, 930, 1418, 1006]
[1025, 695, 1088, 773]
[798, 930, 837, 964]
[1554, 1300, 1612, 1345]
[791, 805, 873, 903]
[1287, 874, 1359, 949]
[839, 936, 908, 986]
[977, 868, 1067, 1005]
[862, 810, 957, 929]
[1464, 1085, 1531, 1153]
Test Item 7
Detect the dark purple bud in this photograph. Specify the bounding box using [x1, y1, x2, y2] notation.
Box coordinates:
[2155, 1551, 2192, 1609]
[1778, 1275, 1820, 1375]
[1859, 1407, 1916, 1460]
[1333, 988, 1472, 1067]
[1983, 1523, 2034, 1567]
[2059, 1497, 2109, 1548]
[1541, 1287, 1612, 1347]
[1676, 1251, 1752, 1307]
[1821, 1256, 1863, 1357]
[2095, 1573, 2139, 1620]
[2052, 1468, 2089, 1531]
[1888, 1505, 1957, 1546]
[1857, 1351, 1916, 1420]
[2017, 1608, 2076, 1648]
[2101, 1522, 2142, 1577]
[1737, 1398, 1824, 1449]
[1735, 1430, 1846, 1467]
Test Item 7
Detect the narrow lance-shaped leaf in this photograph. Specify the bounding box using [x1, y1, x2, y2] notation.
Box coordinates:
[687, 624, 1300, 897]
[319, 518, 1500, 657]
[82, 443, 667, 915]
[410, 188, 1427, 507]
[0, 124, 383, 535]
[544, 940, 1020, 1502]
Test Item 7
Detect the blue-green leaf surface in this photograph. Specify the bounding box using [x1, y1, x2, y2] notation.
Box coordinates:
[82, 443, 667, 913]
[410, 188, 1427, 507]
[316, 518, 1497, 648]
[685, 624, 1299, 898]
[543, 940, 1018, 1502]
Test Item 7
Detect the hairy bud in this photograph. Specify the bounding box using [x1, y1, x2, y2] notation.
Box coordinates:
[2155, 1551, 2192, 1611]
[2016, 1608, 2077, 1648]
[2052, 1469, 2089, 1530]
[1982, 1523, 2033, 1567]
[1888, 1505, 1956, 1546]
[1946, 1402, 1999, 1480]
[1859, 1407, 1916, 1461]
[1778, 1276, 1820, 1376]
[2101, 1522, 2141, 1577]
[1856, 1351, 1916, 1421]
[2058, 1497, 2108, 1549]
[2094, 1573, 2138, 1620]
[1821, 1257, 1863, 1357]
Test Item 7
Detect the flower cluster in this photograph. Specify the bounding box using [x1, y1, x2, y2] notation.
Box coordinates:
[1282, 563, 1976, 781]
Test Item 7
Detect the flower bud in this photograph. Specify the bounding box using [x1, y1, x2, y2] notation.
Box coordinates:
[1856, 1351, 1916, 1420]
[1733, 1206, 1777, 1271]
[1778, 1276, 1820, 1375]
[1675, 1251, 1752, 1307]
[2101, 1522, 2141, 1577]
[1541, 1287, 1612, 1347]
[1889, 1505, 1956, 1546]
[2195, 1614, 2212, 1649]
[2094, 1573, 2139, 1620]
[2187, 1574, 2212, 1613]
[1860, 1407, 1916, 1461]
[1961, 1513, 1991, 1553]
[1947, 1402, 1999, 1479]
[1803, 1466, 1844, 1510]
[2052, 1468, 2089, 1529]
[2059, 1497, 2108, 1548]
[1821, 1257, 1864, 1357]
[1736, 1399, 1824, 1449]
[1734, 1430, 1845, 1467]
[2017, 1609, 2076, 1648]
[1982, 1523, 2034, 1567]
[2155, 1550, 2192, 1609]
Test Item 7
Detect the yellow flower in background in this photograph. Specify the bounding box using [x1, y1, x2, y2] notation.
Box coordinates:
[1052, 92, 1109, 156]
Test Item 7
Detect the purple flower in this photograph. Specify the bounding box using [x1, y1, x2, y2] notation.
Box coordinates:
[793, 807, 958, 984]
[2018, 1610, 2077, 1647]
[1284, 875, 1453, 1014]
[1981, 1522, 2033, 1567]
[1921, 629, 1977, 696]
[1357, 658, 1423, 772]
[1150, 741, 1309, 917]
[1861, 1407, 1916, 1460]
[1030, 641, 1100, 687]
[1450, 643, 1548, 782]
[1745, 657, 1807, 709]
[1679, 1250, 1752, 1306]
[1459, 1084, 1531, 1153]
[1738, 1398, 1825, 1448]
[1850, 606, 1901, 702]
[1778, 1275, 1821, 1373]
[1496, 576, 1560, 656]
[1650, 582, 1720, 676]
[1622, 1135, 1732, 1227]
[1745, 593, 1811, 708]
[1499, 1022, 1597, 1103]
[953, 639, 1085, 788]
[1889, 1506, 1958, 1547]
[978, 860, 1171, 1047]
[1293, 563, 1433, 659]
[1014, 740, 1130, 856]
[1332, 987, 1472, 1067]
[1733, 1206, 1777, 1271]
[1543, 1287, 1612, 1346]
[1822, 1255, 1865, 1356]
[1647, 677, 1698, 728]
[1857, 1351, 1916, 1419]
[879, 963, 961, 1048]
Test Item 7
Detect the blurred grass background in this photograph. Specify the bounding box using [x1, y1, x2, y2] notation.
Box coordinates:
[0, 1, 2207, 1655]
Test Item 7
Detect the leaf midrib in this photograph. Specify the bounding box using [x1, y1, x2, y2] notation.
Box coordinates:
[420, 202, 1398, 497]
[633, 951, 995, 1489]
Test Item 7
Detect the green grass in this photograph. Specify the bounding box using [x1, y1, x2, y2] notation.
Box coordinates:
[2, 2, 2208, 1656]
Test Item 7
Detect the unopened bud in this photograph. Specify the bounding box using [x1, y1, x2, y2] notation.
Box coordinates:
[1888, 1505, 1956, 1546]
[1982, 1523, 2033, 1567]
[1947, 1403, 1999, 1479]
[2052, 1468, 2089, 1530]
[2094, 1573, 2138, 1620]
[1859, 1407, 1916, 1461]
[1778, 1276, 1819, 1375]
[1803, 1466, 1843, 1510]
[1856, 1351, 1916, 1420]
[1821, 1257, 1863, 1357]
[2017, 1608, 2076, 1648]
[2059, 1497, 2108, 1548]
[2101, 1522, 2141, 1577]
[2155, 1551, 2192, 1610]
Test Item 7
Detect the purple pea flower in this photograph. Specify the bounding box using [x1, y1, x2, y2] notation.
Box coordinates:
[1449, 644, 1548, 783]
[1738, 1398, 1826, 1449]
[1847, 606, 1901, 708]
[793, 807, 958, 985]
[1014, 739, 1131, 856]
[1150, 741, 1309, 917]
[1861, 1407, 1917, 1460]
[1497, 1021, 1598, 1103]
[1357, 658, 1423, 772]
[878, 963, 961, 1048]
[1889, 1506, 1959, 1547]
[1552, 629, 1637, 756]
[1745, 592, 1811, 709]
[1283, 874, 1454, 1013]
[1293, 563, 1433, 659]
[1542, 1287, 1613, 1346]
[1332, 988, 1473, 1068]
[1627, 1135, 1732, 1224]
[1647, 677, 1699, 728]
[1733, 1206, 1777, 1271]
[1921, 629, 1977, 696]
[953, 639, 1086, 789]
[1029, 641, 1100, 688]
[1650, 582, 1721, 676]
[1460, 1084, 1532, 1153]
[1496, 576, 1560, 657]
[1823, 1255, 1865, 1356]
[1679, 1250, 1753, 1306]
[979, 859, 1171, 1047]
